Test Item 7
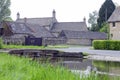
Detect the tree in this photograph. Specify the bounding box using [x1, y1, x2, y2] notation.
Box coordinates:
[0, 0, 12, 22]
[100, 22, 109, 33]
[97, 0, 115, 28]
[88, 11, 99, 31]
[100, 22, 110, 39]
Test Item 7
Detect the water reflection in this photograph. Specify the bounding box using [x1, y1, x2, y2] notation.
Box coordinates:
[93, 60, 120, 76]
[36, 57, 120, 76]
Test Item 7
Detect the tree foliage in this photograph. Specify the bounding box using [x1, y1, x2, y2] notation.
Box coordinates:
[90, 24, 99, 31]
[88, 11, 99, 31]
[97, 0, 115, 28]
[88, 11, 98, 25]
[100, 22, 109, 33]
[0, 0, 12, 22]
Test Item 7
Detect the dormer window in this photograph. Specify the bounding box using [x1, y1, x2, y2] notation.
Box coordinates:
[112, 22, 116, 27]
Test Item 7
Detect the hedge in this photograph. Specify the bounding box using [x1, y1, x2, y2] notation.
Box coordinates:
[93, 40, 120, 50]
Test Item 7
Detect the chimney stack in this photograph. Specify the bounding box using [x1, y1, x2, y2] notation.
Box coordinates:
[17, 12, 20, 20]
[83, 17, 86, 23]
[52, 9, 56, 18]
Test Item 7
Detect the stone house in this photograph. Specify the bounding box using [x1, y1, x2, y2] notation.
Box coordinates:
[1, 21, 55, 45]
[16, 10, 88, 37]
[0, 10, 107, 45]
[108, 6, 120, 40]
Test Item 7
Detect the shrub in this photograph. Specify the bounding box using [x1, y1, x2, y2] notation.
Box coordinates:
[0, 38, 3, 49]
[93, 40, 120, 50]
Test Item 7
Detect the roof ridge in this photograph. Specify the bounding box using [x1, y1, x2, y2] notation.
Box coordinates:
[57, 22, 85, 23]
[18, 17, 53, 20]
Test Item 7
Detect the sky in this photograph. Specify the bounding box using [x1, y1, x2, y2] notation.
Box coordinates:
[10, 0, 120, 22]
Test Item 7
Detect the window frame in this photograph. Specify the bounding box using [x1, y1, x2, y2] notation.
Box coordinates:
[112, 22, 116, 27]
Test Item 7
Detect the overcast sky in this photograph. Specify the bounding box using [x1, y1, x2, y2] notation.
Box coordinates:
[10, 0, 120, 22]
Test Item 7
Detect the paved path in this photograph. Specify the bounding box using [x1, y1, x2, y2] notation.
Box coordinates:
[55, 47, 120, 56]
[55, 47, 120, 61]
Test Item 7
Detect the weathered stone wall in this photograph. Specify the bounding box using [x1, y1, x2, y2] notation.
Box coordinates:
[67, 38, 92, 46]
[42, 37, 67, 45]
[2, 36, 25, 45]
[109, 22, 120, 40]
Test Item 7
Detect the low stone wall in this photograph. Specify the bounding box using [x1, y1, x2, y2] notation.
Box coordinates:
[3, 37, 25, 45]
[67, 38, 92, 46]
[42, 37, 67, 45]
[2, 37, 66, 46]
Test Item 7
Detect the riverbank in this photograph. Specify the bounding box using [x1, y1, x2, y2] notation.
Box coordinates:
[0, 53, 80, 80]
[0, 53, 112, 80]
[0, 46, 120, 61]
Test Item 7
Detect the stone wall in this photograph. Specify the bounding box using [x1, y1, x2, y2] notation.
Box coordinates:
[109, 22, 120, 40]
[2, 35, 25, 45]
[67, 38, 92, 46]
[42, 37, 67, 45]
[3, 37, 24, 45]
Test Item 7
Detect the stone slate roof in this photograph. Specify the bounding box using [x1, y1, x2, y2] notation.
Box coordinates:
[59, 30, 107, 39]
[7, 22, 32, 34]
[26, 23, 55, 38]
[16, 17, 57, 26]
[108, 6, 120, 22]
[6, 22, 54, 38]
[51, 22, 88, 32]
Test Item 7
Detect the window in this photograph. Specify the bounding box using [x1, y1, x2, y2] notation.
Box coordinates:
[112, 22, 116, 27]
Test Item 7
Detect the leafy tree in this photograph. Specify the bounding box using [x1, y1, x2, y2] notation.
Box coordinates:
[97, 0, 115, 28]
[100, 22, 109, 33]
[100, 22, 110, 39]
[88, 11, 99, 31]
[0, 0, 12, 22]
[90, 24, 99, 31]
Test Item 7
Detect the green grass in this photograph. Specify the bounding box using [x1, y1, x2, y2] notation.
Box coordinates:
[0, 53, 119, 80]
[0, 53, 81, 80]
[2, 44, 68, 49]
[3, 44, 44, 49]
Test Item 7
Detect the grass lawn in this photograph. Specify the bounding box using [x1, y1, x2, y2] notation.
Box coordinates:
[2, 44, 68, 49]
[0, 53, 80, 80]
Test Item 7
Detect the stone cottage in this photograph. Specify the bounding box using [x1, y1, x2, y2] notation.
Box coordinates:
[108, 6, 120, 40]
[1, 21, 55, 45]
[0, 10, 107, 45]
[16, 10, 88, 36]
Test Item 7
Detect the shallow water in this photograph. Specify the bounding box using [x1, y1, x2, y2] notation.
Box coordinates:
[37, 57, 120, 76]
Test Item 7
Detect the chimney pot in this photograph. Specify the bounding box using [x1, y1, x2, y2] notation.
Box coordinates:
[17, 12, 20, 20]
